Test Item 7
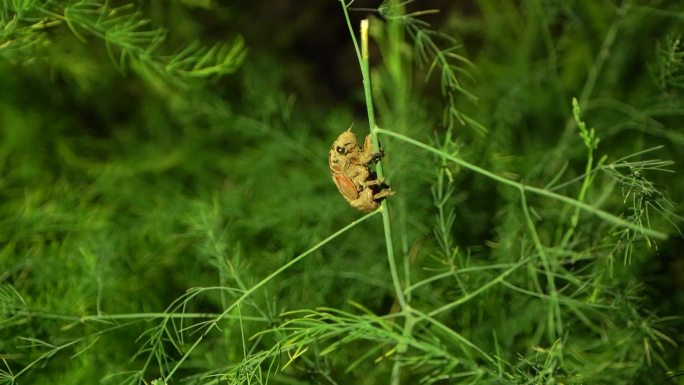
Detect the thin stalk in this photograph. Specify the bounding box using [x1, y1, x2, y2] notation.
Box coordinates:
[426, 258, 528, 317]
[560, 142, 598, 247]
[359, 21, 380, 174]
[358, 19, 405, 310]
[164, 209, 380, 382]
[552, 0, 631, 162]
[361, 17, 412, 385]
[520, 188, 562, 342]
[405, 263, 520, 294]
[9, 321, 138, 380]
[14, 311, 267, 322]
[206, 210, 379, 325]
[375, 127, 667, 240]
[339, 3, 411, 384]
[340, 1, 363, 64]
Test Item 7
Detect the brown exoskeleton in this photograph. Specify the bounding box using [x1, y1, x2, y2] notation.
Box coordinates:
[328, 127, 394, 212]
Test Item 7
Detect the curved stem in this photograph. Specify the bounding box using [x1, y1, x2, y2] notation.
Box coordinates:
[339, 4, 412, 385]
[375, 127, 667, 240]
[358, 19, 406, 310]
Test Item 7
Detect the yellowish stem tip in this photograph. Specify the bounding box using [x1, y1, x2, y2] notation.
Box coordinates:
[360, 19, 369, 60]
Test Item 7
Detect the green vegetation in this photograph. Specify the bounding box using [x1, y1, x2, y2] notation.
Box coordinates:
[1, 1, 683, 384]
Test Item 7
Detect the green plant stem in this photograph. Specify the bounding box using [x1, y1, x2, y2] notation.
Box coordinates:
[209, 210, 378, 323]
[7, 319, 143, 380]
[520, 188, 562, 341]
[163, 210, 379, 382]
[360, 19, 415, 385]
[358, 21, 406, 310]
[340, 0, 363, 64]
[340, 3, 411, 385]
[375, 127, 667, 240]
[560, 146, 602, 247]
[411, 308, 496, 365]
[426, 258, 528, 318]
[552, 1, 630, 162]
[14, 310, 267, 322]
[360, 17, 412, 385]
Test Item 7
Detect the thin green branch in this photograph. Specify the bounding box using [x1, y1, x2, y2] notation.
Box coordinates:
[13, 310, 267, 323]
[405, 263, 521, 294]
[561, 98, 604, 246]
[339, 3, 410, 385]
[163, 210, 380, 382]
[375, 127, 667, 240]
[553, 0, 631, 161]
[411, 308, 496, 365]
[520, 188, 562, 341]
[340, 0, 362, 64]
[426, 258, 528, 317]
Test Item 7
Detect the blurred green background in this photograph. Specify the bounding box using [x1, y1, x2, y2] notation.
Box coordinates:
[1, 1, 683, 384]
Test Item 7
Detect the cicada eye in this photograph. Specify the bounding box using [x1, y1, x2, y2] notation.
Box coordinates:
[336, 146, 346, 154]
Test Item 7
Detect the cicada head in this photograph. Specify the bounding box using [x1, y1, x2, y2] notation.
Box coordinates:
[328, 127, 360, 173]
